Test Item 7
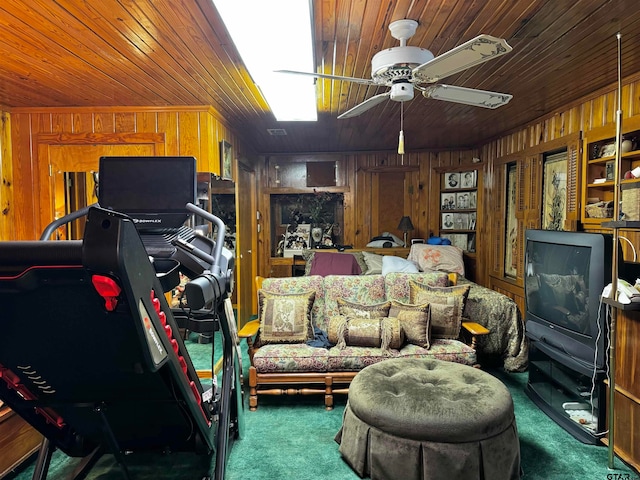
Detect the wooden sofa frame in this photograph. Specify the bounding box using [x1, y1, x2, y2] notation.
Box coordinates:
[238, 276, 490, 410]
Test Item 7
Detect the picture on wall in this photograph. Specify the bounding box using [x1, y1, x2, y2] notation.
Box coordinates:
[505, 164, 518, 278]
[220, 140, 233, 181]
[445, 172, 460, 189]
[460, 170, 477, 188]
[442, 213, 455, 229]
[441, 192, 456, 210]
[542, 150, 567, 231]
[456, 192, 471, 209]
[441, 233, 468, 252]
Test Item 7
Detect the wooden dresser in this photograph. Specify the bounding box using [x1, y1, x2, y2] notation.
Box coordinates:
[0, 404, 42, 478]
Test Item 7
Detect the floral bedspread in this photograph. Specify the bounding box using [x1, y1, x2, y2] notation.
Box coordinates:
[458, 277, 528, 372]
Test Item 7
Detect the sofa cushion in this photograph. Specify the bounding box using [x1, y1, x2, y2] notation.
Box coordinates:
[258, 290, 315, 344]
[398, 340, 476, 365]
[337, 298, 391, 318]
[253, 343, 329, 373]
[262, 275, 326, 329]
[409, 282, 470, 339]
[323, 275, 387, 325]
[328, 315, 404, 351]
[328, 345, 400, 371]
[384, 271, 450, 303]
[389, 300, 431, 348]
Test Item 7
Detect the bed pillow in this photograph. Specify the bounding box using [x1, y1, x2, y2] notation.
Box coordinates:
[408, 244, 465, 276]
[362, 251, 384, 274]
[409, 282, 470, 339]
[388, 300, 431, 348]
[302, 250, 367, 276]
[381, 255, 420, 275]
[258, 290, 315, 344]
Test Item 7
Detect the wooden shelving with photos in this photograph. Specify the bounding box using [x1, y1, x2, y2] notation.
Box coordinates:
[439, 169, 478, 253]
[582, 117, 640, 225]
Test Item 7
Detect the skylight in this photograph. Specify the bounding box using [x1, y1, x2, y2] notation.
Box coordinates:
[212, 0, 317, 121]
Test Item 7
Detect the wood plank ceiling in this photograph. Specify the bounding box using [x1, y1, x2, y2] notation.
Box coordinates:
[0, 0, 638, 154]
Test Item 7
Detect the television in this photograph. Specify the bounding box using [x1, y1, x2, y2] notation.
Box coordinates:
[524, 229, 615, 370]
[98, 156, 197, 232]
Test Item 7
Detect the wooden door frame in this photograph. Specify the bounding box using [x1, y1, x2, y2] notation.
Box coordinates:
[36, 132, 164, 235]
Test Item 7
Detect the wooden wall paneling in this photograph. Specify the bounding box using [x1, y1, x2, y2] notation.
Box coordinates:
[10, 114, 36, 239]
[115, 112, 137, 133]
[93, 112, 115, 133]
[0, 112, 13, 241]
[177, 111, 201, 165]
[157, 112, 177, 156]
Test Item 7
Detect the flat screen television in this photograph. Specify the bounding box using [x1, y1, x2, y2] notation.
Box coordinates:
[98, 156, 197, 232]
[524, 229, 614, 370]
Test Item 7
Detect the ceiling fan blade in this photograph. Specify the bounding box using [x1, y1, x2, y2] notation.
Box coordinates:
[423, 85, 512, 109]
[412, 35, 512, 83]
[337, 91, 391, 119]
[275, 70, 377, 86]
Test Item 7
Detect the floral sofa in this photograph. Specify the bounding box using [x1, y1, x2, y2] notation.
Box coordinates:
[240, 270, 527, 410]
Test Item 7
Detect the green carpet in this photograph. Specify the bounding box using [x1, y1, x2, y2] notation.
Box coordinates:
[6, 335, 639, 480]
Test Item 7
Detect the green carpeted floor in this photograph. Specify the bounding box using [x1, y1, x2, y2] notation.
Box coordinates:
[6, 334, 639, 480]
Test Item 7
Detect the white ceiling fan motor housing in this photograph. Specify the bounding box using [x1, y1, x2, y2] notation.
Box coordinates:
[371, 46, 434, 84]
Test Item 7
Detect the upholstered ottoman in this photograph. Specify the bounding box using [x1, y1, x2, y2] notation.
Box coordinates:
[335, 358, 520, 480]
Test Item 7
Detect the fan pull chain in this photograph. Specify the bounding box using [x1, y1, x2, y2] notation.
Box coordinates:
[398, 101, 405, 156]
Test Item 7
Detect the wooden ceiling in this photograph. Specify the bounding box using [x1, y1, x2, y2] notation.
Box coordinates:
[0, 0, 639, 154]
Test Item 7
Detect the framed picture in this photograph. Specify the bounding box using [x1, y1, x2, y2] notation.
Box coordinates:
[453, 213, 469, 230]
[283, 223, 311, 257]
[505, 163, 518, 277]
[445, 172, 460, 189]
[456, 192, 470, 209]
[469, 190, 477, 208]
[441, 213, 455, 229]
[441, 233, 468, 251]
[460, 170, 477, 188]
[441, 192, 456, 210]
[220, 140, 233, 181]
[542, 151, 567, 231]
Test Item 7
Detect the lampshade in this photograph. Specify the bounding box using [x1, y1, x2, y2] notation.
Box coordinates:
[398, 216, 414, 232]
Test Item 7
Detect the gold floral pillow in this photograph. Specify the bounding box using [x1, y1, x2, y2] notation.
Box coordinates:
[409, 282, 470, 339]
[258, 290, 315, 344]
[388, 300, 431, 348]
[337, 298, 391, 318]
[327, 315, 403, 352]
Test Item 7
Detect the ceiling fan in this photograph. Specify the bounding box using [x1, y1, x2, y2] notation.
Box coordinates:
[277, 19, 513, 119]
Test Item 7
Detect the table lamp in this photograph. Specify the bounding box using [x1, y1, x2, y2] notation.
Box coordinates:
[397, 216, 414, 247]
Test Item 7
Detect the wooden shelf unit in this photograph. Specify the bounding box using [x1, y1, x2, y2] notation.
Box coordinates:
[582, 117, 640, 225]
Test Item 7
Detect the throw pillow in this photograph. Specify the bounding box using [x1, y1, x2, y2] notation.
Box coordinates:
[388, 300, 431, 348]
[409, 282, 470, 339]
[258, 290, 315, 344]
[361, 251, 384, 274]
[381, 255, 420, 275]
[327, 315, 404, 352]
[337, 298, 391, 318]
[302, 250, 368, 276]
[407, 244, 465, 276]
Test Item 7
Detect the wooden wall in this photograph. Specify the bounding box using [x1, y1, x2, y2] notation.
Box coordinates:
[480, 74, 640, 315]
[4, 106, 245, 240]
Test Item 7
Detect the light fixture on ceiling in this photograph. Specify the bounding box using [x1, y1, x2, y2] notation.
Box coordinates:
[212, 0, 317, 121]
